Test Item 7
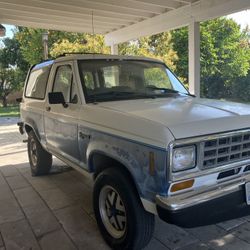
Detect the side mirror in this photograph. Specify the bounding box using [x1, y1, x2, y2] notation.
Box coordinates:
[16, 97, 22, 103]
[48, 92, 68, 108]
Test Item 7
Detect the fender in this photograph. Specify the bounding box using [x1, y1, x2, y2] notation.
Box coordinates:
[85, 134, 168, 201]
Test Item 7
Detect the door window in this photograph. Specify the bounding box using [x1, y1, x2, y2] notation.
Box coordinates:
[53, 65, 78, 103]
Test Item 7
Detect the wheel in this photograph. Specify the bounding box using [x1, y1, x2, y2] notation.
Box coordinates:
[27, 130, 52, 176]
[93, 168, 155, 250]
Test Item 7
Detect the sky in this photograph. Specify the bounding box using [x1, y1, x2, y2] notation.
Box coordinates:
[0, 9, 250, 41]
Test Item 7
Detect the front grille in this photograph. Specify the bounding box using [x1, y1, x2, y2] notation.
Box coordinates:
[201, 131, 250, 168]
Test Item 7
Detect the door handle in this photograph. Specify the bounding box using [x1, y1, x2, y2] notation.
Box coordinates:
[46, 106, 51, 112]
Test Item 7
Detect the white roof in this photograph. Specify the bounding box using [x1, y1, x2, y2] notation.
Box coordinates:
[0, 0, 249, 44]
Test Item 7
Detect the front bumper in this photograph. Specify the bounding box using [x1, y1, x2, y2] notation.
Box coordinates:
[156, 174, 250, 227]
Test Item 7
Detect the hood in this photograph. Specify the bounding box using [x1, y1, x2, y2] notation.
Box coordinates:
[99, 96, 250, 139]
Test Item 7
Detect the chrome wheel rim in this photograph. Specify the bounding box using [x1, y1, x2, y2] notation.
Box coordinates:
[99, 185, 127, 239]
[30, 139, 38, 166]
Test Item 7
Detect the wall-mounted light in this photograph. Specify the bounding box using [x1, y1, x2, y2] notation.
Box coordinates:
[0, 24, 6, 37]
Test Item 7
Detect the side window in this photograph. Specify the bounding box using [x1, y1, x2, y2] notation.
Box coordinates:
[53, 65, 78, 103]
[25, 66, 50, 99]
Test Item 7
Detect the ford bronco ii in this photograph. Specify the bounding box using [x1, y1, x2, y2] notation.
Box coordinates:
[19, 54, 250, 249]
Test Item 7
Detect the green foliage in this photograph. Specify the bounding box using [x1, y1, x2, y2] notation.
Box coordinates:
[50, 34, 110, 58]
[0, 105, 20, 117]
[16, 28, 110, 64]
[119, 32, 177, 70]
[171, 17, 250, 100]
[0, 37, 27, 107]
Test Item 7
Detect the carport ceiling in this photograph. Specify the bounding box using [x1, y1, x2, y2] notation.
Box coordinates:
[0, 0, 200, 34]
[0, 0, 249, 44]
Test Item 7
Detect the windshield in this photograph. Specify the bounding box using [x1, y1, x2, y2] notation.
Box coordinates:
[78, 59, 189, 103]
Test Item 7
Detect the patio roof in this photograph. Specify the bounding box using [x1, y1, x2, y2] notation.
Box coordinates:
[0, 0, 248, 40]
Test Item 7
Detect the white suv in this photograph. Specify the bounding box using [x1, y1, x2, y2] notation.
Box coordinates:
[19, 54, 250, 250]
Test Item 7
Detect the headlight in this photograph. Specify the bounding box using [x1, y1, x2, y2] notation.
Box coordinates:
[172, 145, 196, 172]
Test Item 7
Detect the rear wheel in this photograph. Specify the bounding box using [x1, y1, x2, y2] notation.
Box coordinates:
[93, 168, 155, 250]
[27, 131, 52, 176]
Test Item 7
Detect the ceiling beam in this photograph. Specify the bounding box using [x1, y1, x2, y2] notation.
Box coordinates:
[0, 9, 125, 30]
[0, 14, 109, 33]
[131, 0, 183, 9]
[0, 18, 104, 33]
[0, 2, 133, 26]
[0, 0, 145, 21]
[105, 0, 250, 45]
[80, 0, 166, 14]
[30, 0, 156, 18]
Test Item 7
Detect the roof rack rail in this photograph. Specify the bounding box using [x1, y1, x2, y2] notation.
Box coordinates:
[56, 52, 109, 58]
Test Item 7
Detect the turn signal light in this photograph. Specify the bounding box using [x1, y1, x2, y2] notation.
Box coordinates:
[170, 179, 194, 192]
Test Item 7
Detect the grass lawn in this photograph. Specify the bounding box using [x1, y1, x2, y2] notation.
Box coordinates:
[0, 106, 20, 117]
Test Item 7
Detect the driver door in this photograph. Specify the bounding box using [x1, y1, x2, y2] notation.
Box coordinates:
[44, 62, 81, 163]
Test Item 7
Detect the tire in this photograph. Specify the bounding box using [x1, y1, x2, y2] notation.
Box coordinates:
[27, 130, 52, 176]
[93, 168, 155, 250]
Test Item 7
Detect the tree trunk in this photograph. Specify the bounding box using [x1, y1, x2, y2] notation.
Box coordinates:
[2, 95, 7, 107]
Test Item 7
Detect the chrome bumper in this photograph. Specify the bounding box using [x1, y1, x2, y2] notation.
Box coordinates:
[156, 173, 250, 211]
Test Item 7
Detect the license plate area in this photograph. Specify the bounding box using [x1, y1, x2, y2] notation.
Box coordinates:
[245, 182, 250, 205]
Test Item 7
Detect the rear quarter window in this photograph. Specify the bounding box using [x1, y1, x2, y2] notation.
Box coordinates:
[25, 66, 51, 99]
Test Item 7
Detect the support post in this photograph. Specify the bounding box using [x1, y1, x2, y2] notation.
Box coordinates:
[42, 32, 49, 60]
[110, 44, 118, 55]
[188, 21, 200, 97]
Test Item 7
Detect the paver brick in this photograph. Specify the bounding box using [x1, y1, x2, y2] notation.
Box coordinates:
[154, 218, 197, 250]
[39, 188, 75, 210]
[0, 198, 24, 225]
[14, 187, 60, 237]
[208, 233, 250, 250]
[144, 238, 169, 250]
[232, 221, 250, 244]
[22, 174, 57, 192]
[0, 185, 15, 201]
[54, 205, 109, 250]
[186, 224, 226, 243]
[177, 242, 212, 250]
[0, 232, 3, 247]
[217, 217, 246, 231]
[0, 219, 40, 250]
[39, 229, 77, 250]
[5, 175, 30, 191]
[0, 166, 20, 178]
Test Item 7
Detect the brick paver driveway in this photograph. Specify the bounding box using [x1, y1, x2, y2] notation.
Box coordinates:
[1, 117, 250, 250]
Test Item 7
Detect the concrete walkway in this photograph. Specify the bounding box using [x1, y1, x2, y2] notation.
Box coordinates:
[1, 117, 250, 250]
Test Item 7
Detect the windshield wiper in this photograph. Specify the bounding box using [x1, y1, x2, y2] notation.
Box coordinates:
[89, 91, 136, 97]
[145, 86, 179, 94]
[88, 90, 157, 102]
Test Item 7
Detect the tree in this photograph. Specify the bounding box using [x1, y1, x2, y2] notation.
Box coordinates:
[16, 27, 110, 65]
[119, 32, 178, 71]
[171, 17, 250, 99]
[0, 37, 28, 107]
[50, 34, 110, 58]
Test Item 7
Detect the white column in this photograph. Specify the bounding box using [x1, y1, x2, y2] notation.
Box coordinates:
[188, 21, 200, 97]
[110, 43, 118, 55]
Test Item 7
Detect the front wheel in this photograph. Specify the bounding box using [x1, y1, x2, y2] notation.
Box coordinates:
[93, 168, 155, 250]
[27, 130, 52, 176]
